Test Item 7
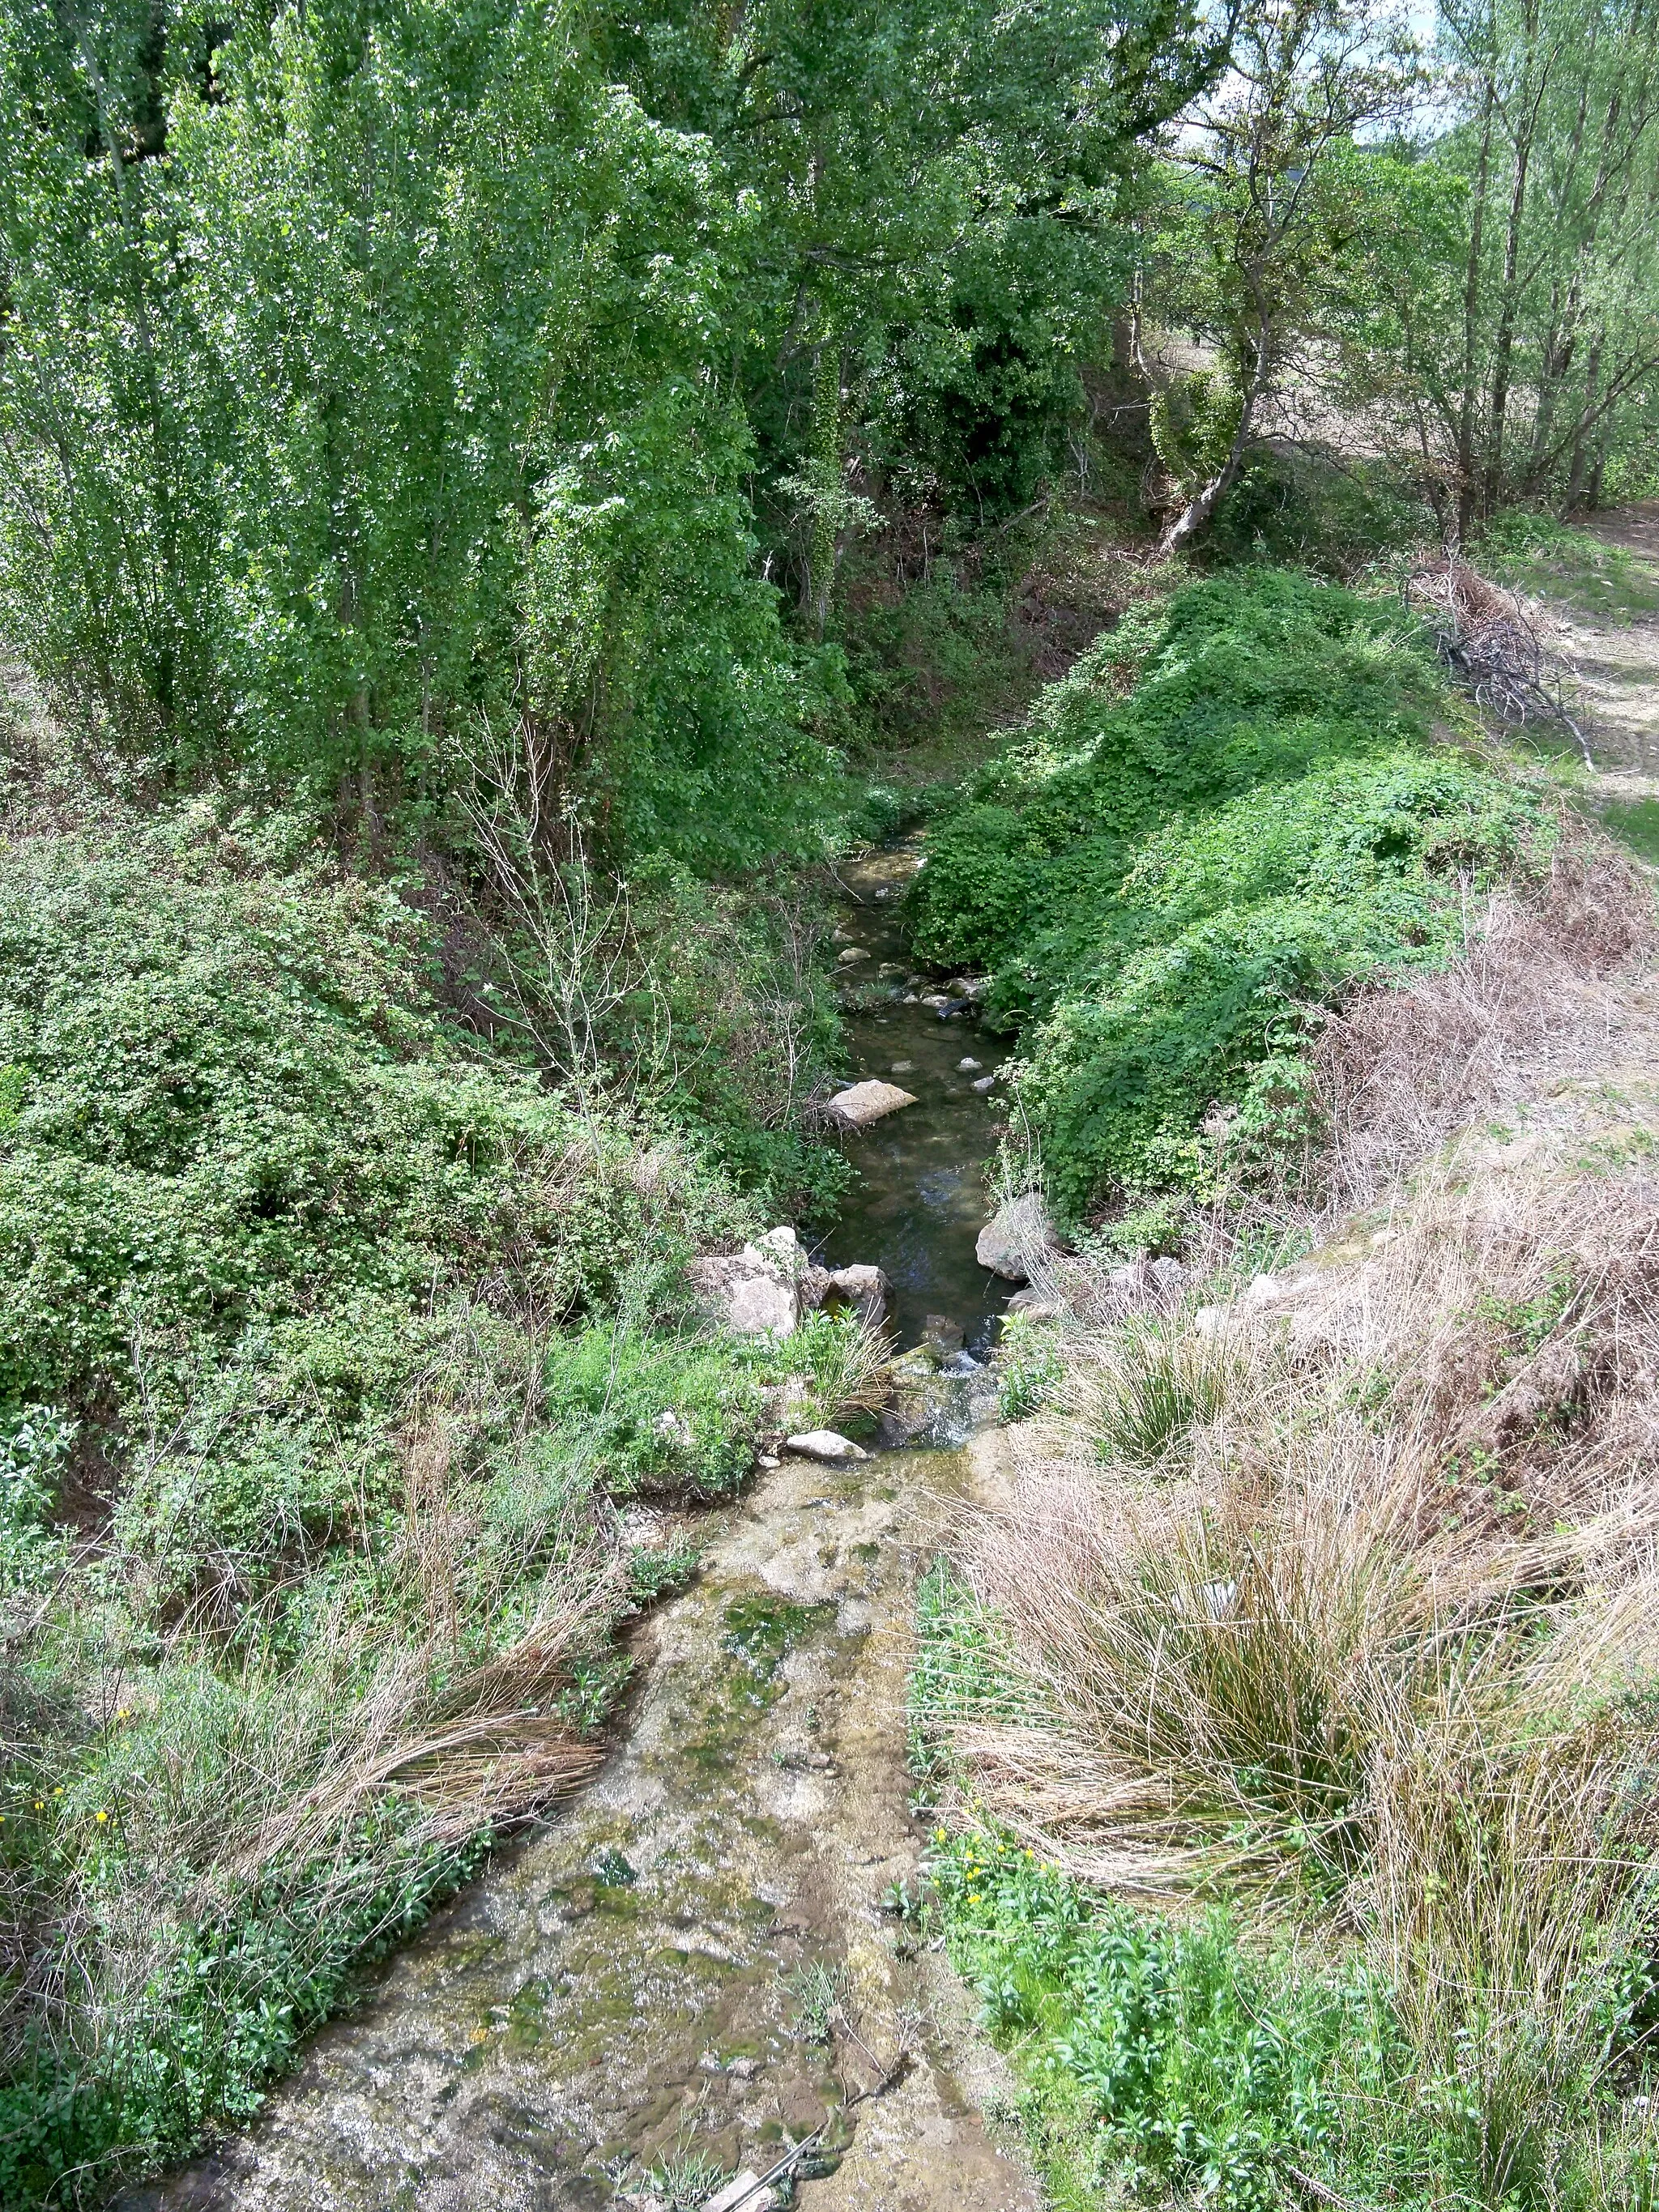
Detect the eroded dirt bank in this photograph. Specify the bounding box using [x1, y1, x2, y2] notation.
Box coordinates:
[127, 1447, 1034, 2212]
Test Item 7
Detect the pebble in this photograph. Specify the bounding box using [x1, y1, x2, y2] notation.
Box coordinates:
[972, 1075, 996, 1093]
[958, 1056, 981, 1072]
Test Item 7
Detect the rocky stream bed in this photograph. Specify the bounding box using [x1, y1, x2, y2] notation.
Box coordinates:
[125, 841, 1039, 2212]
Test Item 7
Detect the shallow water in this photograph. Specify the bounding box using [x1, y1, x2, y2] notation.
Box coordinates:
[812, 841, 1013, 1352]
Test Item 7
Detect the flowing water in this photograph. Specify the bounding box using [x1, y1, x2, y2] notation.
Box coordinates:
[129, 846, 1031, 2212]
[814, 839, 1013, 1353]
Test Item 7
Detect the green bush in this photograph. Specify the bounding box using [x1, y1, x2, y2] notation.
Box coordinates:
[0, 812, 745, 1421]
[911, 569, 1555, 1223]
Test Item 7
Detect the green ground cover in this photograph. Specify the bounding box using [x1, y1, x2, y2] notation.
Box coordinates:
[910, 569, 1559, 1226]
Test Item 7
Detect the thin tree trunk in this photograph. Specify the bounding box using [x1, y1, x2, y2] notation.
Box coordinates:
[1484, 8, 1548, 515]
[1456, 75, 1497, 547]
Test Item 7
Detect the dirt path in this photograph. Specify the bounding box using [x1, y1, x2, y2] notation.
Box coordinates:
[123, 1449, 1035, 2212]
[1534, 502, 1659, 786]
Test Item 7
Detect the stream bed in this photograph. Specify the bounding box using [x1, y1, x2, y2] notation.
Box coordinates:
[128, 842, 1030, 2212]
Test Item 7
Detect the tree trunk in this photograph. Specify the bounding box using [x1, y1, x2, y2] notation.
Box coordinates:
[1483, 10, 1546, 516]
[1456, 75, 1497, 547]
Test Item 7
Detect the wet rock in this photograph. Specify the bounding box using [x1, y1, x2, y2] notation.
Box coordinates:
[975, 1192, 1056, 1281]
[940, 1349, 984, 1376]
[825, 1079, 917, 1129]
[689, 1241, 799, 1337]
[971, 1075, 996, 1093]
[836, 946, 869, 965]
[923, 1314, 965, 1353]
[957, 1056, 982, 1072]
[889, 1059, 915, 1074]
[946, 975, 991, 1001]
[919, 992, 952, 1009]
[826, 1264, 889, 1328]
[784, 1429, 869, 1464]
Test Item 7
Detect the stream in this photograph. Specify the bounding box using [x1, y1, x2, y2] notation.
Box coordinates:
[128, 844, 1032, 2212]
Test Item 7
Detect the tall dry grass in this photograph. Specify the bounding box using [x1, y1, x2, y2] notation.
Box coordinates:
[947, 1134, 1659, 2161]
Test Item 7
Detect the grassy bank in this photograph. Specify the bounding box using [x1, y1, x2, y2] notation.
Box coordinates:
[910, 566, 1567, 1232]
[909, 872, 1659, 2207]
[0, 779, 874, 2205]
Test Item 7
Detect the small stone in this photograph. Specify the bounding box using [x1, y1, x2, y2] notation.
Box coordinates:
[837, 946, 869, 965]
[1005, 1287, 1058, 1319]
[825, 1079, 917, 1129]
[727, 2055, 761, 2080]
[971, 1075, 996, 1093]
[957, 1056, 981, 1072]
[922, 1313, 965, 1353]
[919, 992, 951, 1009]
[785, 1429, 869, 1464]
[757, 1452, 781, 1469]
[976, 1191, 1056, 1282]
[889, 1059, 915, 1074]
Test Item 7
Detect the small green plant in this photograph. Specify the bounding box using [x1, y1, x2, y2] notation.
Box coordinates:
[641, 2147, 728, 2206]
[996, 1315, 1064, 1421]
[1088, 1319, 1239, 1468]
[787, 1958, 847, 2045]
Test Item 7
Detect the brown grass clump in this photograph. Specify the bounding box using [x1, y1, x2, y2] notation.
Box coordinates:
[1305, 823, 1655, 1214]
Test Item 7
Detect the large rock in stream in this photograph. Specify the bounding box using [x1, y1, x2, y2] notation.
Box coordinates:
[825, 1079, 916, 1130]
[975, 1191, 1056, 1282]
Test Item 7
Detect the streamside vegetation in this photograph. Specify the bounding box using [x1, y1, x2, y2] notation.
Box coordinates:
[0, 0, 1657, 2206]
[911, 861, 1659, 2210]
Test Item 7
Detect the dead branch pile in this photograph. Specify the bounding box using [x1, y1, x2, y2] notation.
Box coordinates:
[1406, 556, 1593, 768]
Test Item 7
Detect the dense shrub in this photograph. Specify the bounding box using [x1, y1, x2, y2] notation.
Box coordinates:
[0, 808, 750, 1424]
[910, 570, 1555, 1221]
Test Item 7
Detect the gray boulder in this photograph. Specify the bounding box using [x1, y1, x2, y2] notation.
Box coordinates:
[785, 1429, 868, 1464]
[688, 1233, 800, 1338]
[975, 1191, 1056, 1282]
[826, 1264, 889, 1328]
[825, 1079, 917, 1130]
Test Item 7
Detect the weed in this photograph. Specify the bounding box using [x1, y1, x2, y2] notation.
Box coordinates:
[786, 1958, 847, 2047]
